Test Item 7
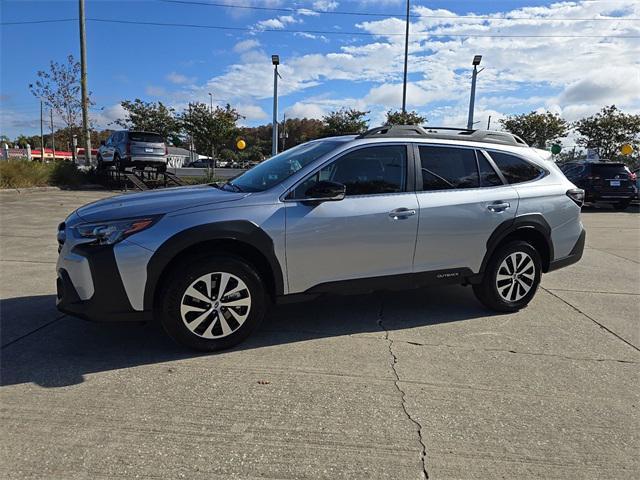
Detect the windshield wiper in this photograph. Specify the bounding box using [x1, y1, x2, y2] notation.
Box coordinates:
[222, 181, 243, 192]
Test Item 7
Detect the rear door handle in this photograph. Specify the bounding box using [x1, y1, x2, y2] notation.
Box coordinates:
[487, 202, 510, 212]
[389, 208, 417, 219]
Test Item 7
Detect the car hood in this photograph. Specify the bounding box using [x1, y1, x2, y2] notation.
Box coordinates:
[75, 184, 247, 223]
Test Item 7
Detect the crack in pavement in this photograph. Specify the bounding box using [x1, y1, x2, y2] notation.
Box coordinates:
[542, 287, 640, 353]
[398, 340, 639, 364]
[377, 300, 429, 480]
[1, 314, 67, 348]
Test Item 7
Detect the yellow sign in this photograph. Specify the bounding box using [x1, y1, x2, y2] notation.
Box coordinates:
[236, 139, 246, 150]
[620, 144, 633, 156]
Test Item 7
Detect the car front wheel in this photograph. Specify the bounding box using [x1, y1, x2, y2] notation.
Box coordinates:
[159, 255, 267, 351]
[473, 240, 542, 312]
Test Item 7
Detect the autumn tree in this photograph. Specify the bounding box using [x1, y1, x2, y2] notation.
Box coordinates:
[500, 111, 569, 149]
[385, 110, 427, 126]
[574, 105, 640, 162]
[322, 108, 369, 136]
[29, 55, 87, 152]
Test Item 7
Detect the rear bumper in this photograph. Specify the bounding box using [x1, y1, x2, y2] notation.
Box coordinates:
[125, 155, 167, 166]
[585, 190, 634, 203]
[547, 228, 586, 272]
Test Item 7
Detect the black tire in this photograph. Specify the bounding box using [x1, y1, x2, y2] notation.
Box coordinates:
[613, 200, 631, 211]
[473, 240, 542, 313]
[158, 254, 267, 351]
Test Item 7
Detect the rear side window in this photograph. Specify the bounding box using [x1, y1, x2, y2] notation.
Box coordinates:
[418, 146, 479, 190]
[489, 152, 543, 184]
[129, 132, 165, 143]
[477, 154, 503, 187]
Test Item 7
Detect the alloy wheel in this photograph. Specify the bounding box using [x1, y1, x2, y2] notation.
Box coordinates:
[180, 272, 251, 339]
[495, 251, 536, 302]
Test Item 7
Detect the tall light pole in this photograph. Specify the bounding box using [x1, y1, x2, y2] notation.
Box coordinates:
[50, 109, 55, 160]
[79, 0, 92, 165]
[208, 92, 213, 113]
[39, 100, 44, 161]
[401, 0, 410, 113]
[271, 55, 280, 156]
[466, 55, 483, 130]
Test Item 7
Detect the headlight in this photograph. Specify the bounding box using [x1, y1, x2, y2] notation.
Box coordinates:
[74, 216, 160, 245]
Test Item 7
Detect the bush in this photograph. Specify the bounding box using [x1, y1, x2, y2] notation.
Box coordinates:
[0, 159, 89, 189]
[0, 160, 53, 188]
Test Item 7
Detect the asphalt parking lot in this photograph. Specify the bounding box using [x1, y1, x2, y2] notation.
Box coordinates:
[1, 188, 638, 479]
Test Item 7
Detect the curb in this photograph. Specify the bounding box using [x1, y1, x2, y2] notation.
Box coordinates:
[0, 184, 108, 194]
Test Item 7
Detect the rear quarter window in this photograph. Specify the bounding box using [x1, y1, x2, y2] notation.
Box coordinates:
[488, 151, 544, 184]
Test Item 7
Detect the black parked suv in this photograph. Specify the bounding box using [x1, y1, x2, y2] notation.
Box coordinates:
[560, 162, 636, 210]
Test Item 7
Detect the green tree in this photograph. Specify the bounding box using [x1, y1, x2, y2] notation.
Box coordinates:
[385, 110, 427, 126]
[115, 99, 181, 143]
[499, 111, 569, 149]
[29, 55, 87, 152]
[322, 108, 369, 136]
[180, 103, 242, 157]
[574, 105, 640, 162]
[280, 118, 324, 149]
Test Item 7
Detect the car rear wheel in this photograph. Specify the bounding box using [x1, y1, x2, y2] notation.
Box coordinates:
[159, 255, 267, 351]
[473, 241, 541, 312]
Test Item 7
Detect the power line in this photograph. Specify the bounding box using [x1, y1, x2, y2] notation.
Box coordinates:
[2, 17, 639, 38]
[0, 18, 76, 25]
[86, 18, 640, 38]
[158, 0, 640, 22]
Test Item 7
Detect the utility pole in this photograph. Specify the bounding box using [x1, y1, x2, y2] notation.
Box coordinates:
[208, 92, 213, 113]
[79, 0, 92, 165]
[50, 109, 55, 160]
[40, 100, 45, 161]
[487, 115, 492, 130]
[467, 55, 483, 130]
[401, 0, 410, 113]
[271, 55, 280, 157]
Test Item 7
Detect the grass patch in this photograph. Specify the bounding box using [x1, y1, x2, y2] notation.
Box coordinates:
[0, 160, 91, 189]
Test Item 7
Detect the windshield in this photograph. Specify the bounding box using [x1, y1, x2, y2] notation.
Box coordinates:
[228, 140, 342, 192]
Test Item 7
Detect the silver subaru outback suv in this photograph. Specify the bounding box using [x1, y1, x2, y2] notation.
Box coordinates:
[56, 126, 586, 351]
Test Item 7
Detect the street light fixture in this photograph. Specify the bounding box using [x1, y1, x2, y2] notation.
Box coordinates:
[272, 55, 280, 156]
[467, 54, 484, 130]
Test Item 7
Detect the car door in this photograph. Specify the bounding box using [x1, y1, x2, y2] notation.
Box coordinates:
[284, 144, 419, 293]
[413, 145, 518, 274]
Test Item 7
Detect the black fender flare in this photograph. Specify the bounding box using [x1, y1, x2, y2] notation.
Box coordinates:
[479, 214, 554, 274]
[143, 220, 285, 311]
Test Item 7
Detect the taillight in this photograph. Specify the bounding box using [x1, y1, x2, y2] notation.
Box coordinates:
[125, 143, 131, 155]
[567, 188, 585, 207]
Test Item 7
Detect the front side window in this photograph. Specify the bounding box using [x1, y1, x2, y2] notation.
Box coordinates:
[419, 146, 479, 190]
[229, 140, 342, 192]
[293, 145, 407, 198]
[488, 151, 544, 184]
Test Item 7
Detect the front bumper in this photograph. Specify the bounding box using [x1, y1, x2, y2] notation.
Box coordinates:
[547, 228, 586, 272]
[56, 242, 151, 322]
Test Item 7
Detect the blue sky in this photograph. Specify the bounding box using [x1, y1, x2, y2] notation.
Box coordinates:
[1, 0, 639, 142]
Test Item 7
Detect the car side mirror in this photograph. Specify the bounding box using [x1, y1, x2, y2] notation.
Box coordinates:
[100, 140, 106, 146]
[304, 180, 346, 202]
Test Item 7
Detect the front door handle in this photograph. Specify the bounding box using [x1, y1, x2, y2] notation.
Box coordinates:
[389, 208, 417, 219]
[487, 202, 510, 212]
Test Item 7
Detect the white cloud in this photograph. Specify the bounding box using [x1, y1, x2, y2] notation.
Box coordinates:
[312, 0, 338, 11]
[188, 0, 640, 127]
[233, 39, 261, 53]
[166, 72, 194, 85]
[237, 104, 269, 122]
[255, 15, 298, 30]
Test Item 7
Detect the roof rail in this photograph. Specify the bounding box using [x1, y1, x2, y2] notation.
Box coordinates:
[357, 125, 528, 147]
